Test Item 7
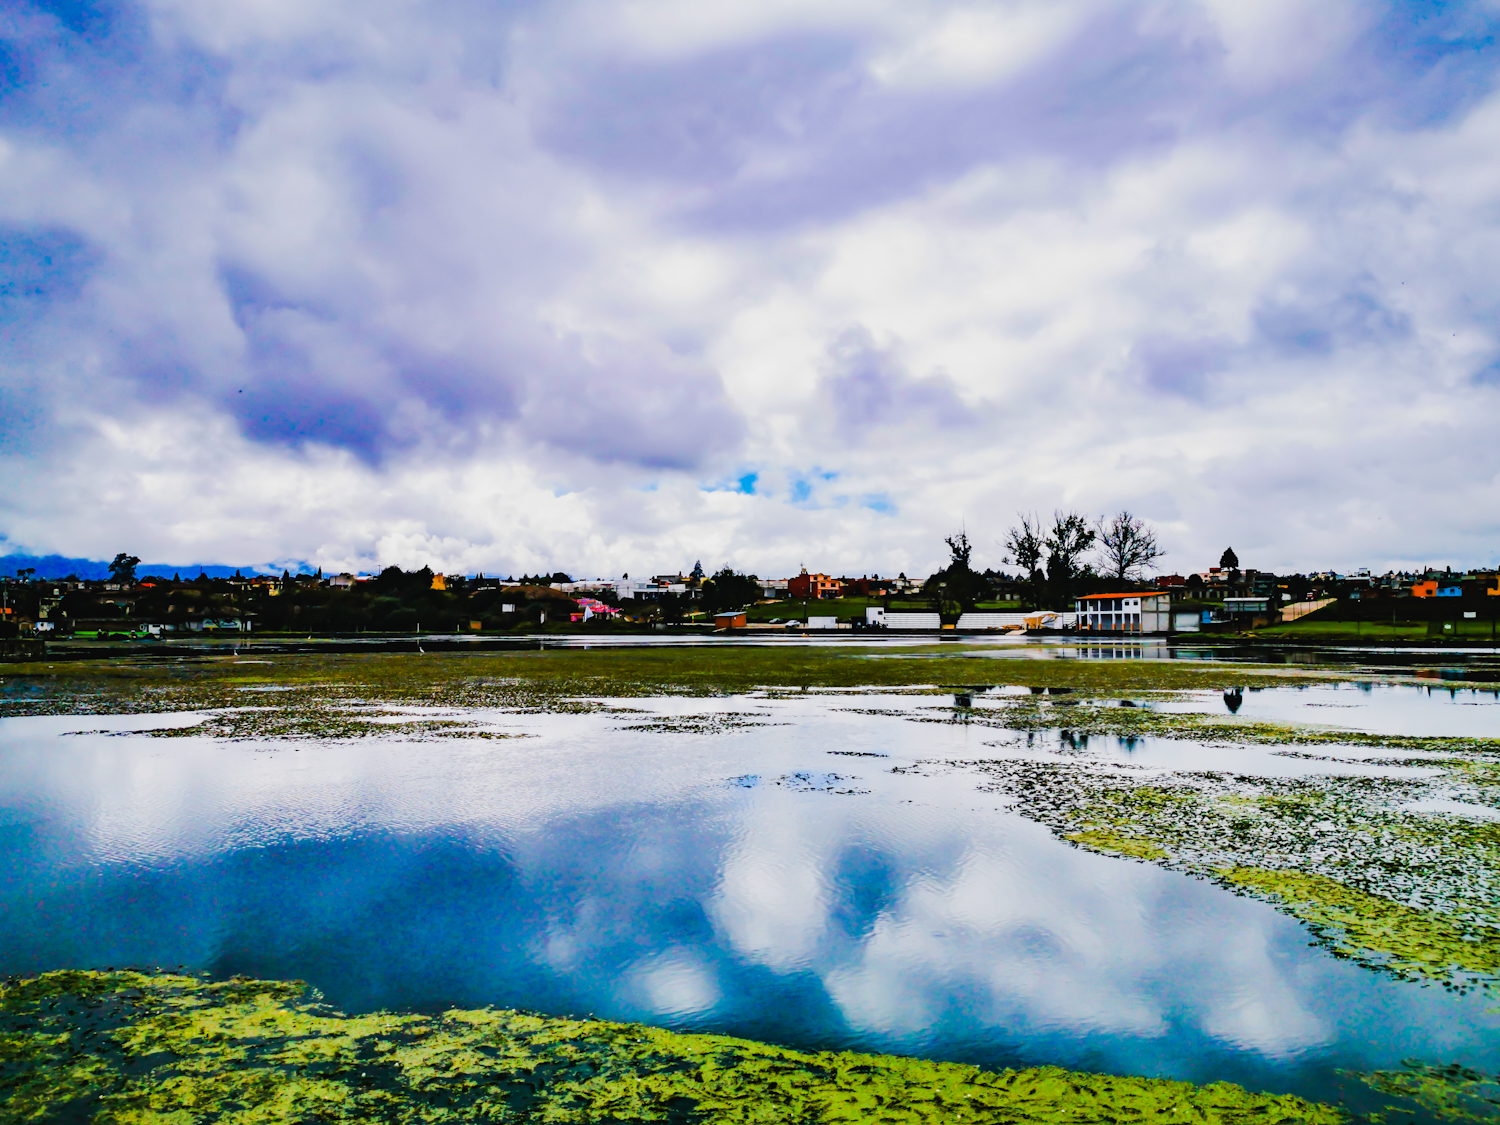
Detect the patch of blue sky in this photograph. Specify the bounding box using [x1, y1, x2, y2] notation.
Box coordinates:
[784, 468, 842, 507]
[0, 225, 100, 321]
[698, 471, 758, 494]
[862, 494, 895, 514]
[1362, 0, 1500, 127]
[31, 0, 123, 40]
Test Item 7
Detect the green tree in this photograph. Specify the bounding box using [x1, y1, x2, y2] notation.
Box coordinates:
[702, 567, 761, 613]
[923, 530, 990, 619]
[1003, 513, 1046, 608]
[656, 592, 689, 625]
[1044, 511, 1095, 606]
[108, 553, 141, 584]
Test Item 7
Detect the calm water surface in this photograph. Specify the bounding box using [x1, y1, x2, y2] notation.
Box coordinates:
[1, 683, 1496, 1115]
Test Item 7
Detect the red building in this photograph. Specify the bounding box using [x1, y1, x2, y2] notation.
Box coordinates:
[788, 569, 843, 600]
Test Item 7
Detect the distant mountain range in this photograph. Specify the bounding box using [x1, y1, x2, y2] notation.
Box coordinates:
[0, 554, 282, 580]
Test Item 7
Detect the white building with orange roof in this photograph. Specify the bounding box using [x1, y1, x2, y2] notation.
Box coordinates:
[1074, 591, 1173, 634]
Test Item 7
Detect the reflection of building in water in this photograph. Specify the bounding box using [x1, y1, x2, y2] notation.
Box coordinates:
[1070, 641, 1175, 660]
[1076, 592, 1173, 634]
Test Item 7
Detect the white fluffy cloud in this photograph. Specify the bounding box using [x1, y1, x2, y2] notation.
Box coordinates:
[1, 0, 1498, 576]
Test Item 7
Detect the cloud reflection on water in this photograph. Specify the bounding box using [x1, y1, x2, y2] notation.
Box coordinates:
[0, 694, 1493, 1105]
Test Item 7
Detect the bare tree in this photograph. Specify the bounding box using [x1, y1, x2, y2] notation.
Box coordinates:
[1097, 511, 1164, 581]
[1003, 513, 1045, 583]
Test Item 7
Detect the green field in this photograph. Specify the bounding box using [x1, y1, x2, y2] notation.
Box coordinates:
[1257, 616, 1500, 644]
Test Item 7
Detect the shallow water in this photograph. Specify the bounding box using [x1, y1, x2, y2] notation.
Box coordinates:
[1159, 680, 1500, 739]
[1, 685, 1496, 1115]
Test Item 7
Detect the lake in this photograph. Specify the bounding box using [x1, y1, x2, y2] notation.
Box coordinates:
[2, 667, 1496, 1120]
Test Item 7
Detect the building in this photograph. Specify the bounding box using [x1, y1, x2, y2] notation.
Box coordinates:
[1075, 592, 1172, 634]
[1412, 580, 1462, 598]
[569, 597, 622, 623]
[609, 578, 686, 601]
[714, 611, 747, 630]
[788, 569, 843, 600]
[1223, 596, 1272, 617]
[954, 612, 1030, 631]
[866, 608, 941, 630]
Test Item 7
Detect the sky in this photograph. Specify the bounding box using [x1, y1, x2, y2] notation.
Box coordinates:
[1, 0, 1498, 579]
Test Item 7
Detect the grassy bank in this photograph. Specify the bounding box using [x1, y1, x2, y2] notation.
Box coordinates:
[0, 645, 1367, 719]
[1255, 619, 1500, 644]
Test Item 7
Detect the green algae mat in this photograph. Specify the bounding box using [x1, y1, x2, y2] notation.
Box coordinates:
[0, 970, 1342, 1124]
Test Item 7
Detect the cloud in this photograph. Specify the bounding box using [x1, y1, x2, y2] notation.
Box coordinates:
[2, 0, 1500, 574]
[817, 326, 976, 438]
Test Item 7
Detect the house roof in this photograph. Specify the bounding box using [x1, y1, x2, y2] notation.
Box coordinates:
[1077, 591, 1164, 601]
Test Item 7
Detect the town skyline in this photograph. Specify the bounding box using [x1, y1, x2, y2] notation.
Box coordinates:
[3, 4, 1500, 578]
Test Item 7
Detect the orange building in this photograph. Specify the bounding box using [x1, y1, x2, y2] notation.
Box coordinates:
[788, 569, 843, 600]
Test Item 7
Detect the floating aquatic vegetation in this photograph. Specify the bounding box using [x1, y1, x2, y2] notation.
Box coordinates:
[1223, 868, 1499, 984]
[966, 759, 1499, 990]
[616, 711, 784, 734]
[0, 969, 1345, 1124]
[1356, 1061, 1500, 1123]
[726, 772, 869, 794]
[129, 701, 529, 742]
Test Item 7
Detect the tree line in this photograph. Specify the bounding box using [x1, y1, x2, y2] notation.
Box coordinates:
[921, 510, 1164, 615]
[1003, 509, 1164, 609]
